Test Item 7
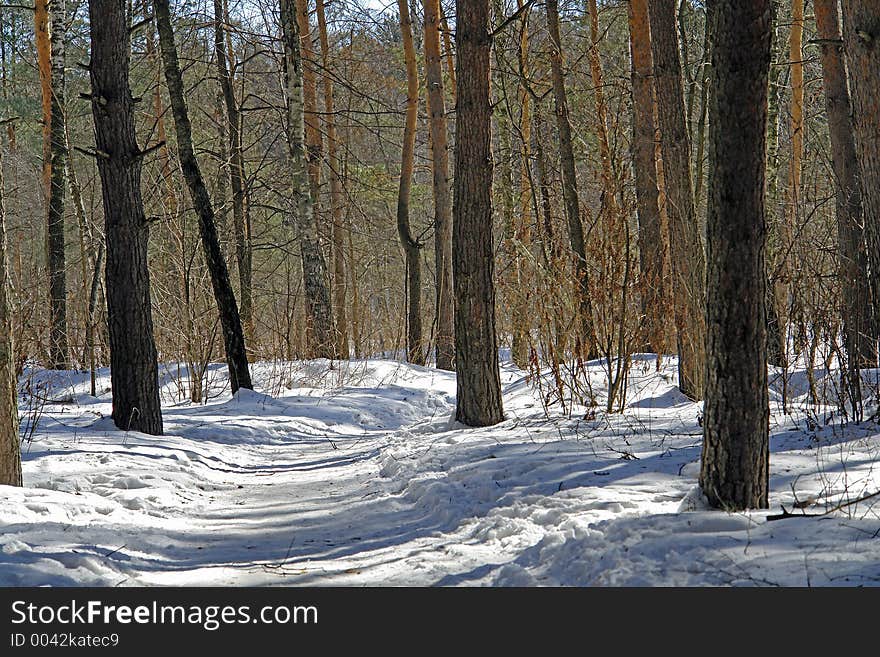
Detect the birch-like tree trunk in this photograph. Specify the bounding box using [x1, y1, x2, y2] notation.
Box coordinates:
[279, 0, 335, 360]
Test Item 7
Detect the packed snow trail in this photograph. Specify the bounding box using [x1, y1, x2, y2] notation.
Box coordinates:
[1, 358, 879, 586]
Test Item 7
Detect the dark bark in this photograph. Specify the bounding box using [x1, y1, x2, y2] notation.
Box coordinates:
[815, 0, 873, 416]
[700, 0, 771, 511]
[841, 0, 880, 357]
[545, 0, 596, 357]
[213, 0, 253, 345]
[648, 0, 706, 399]
[89, 0, 163, 434]
[48, 0, 68, 369]
[453, 0, 504, 426]
[627, 0, 672, 355]
[764, 0, 785, 367]
[0, 133, 22, 485]
[154, 0, 252, 394]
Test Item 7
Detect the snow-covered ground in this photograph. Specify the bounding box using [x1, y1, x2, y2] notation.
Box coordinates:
[2, 356, 879, 586]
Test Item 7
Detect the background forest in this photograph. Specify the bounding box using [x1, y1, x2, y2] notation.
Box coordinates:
[1, 0, 879, 513]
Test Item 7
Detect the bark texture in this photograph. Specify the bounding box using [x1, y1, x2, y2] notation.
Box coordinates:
[154, 0, 253, 394]
[0, 137, 22, 486]
[841, 0, 880, 355]
[453, 0, 504, 426]
[648, 0, 706, 399]
[815, 0, 873, 415]
[280, 0, 335, 359]
[47, 0, 68, 369]
[89, 0, 163, 435]
[700, 0, 771, 511]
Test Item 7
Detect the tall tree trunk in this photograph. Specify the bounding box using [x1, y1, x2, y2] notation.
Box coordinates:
[765, 0, 785, 366]
[841, 0, 880, 357]
[396, 0, 424, 366]
[424, 0, 454, 371]
[316, 0, 349, 359]
[453, 0, 504, 426]
[777, 0, 805, 359]
[88, 0, 163, 435]
[279, 0, 335, 359]
[648, 0, 706, 399]
[700, 0, 771, 511]
[0, 132, 22, 486]
[296, 0, 324, 224]
[66, 128, 93, 373]
[815, 0, 872, 417]
[213, 0, 253, 347]
[510, 0, 533, 370]
[47, 0, 68, 369]
[691, 7, 713, 210]
[628, 0, 672, 356]
[36, 0, 67, 369]
[493, 0, 517, 368]
[35, 0, 51, 204]
[545, 0, 595, 358]
[154, 0, 253, 394]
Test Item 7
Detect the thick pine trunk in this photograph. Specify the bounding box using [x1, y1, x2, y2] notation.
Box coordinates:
[396, 0, 424, 366]
[815, 0, 873, 415]
[841, 0, 880, 356]
[0, 138, 22, 486]
[700, 0, 771, 511]
[424, 0, 454, 371]
[280, 0, 335, 360]
[154, 0, 253, 394]
[648, 0, 706, 399]
[453, 0, 504, 427]
[89, 0, 163, 435]
[545, 0, 595, 358]
[213, 0, 253, 347]
[627, 0, 672, 356]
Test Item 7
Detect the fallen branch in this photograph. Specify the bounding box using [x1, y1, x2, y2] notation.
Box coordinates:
[767, 489, 880, 521]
